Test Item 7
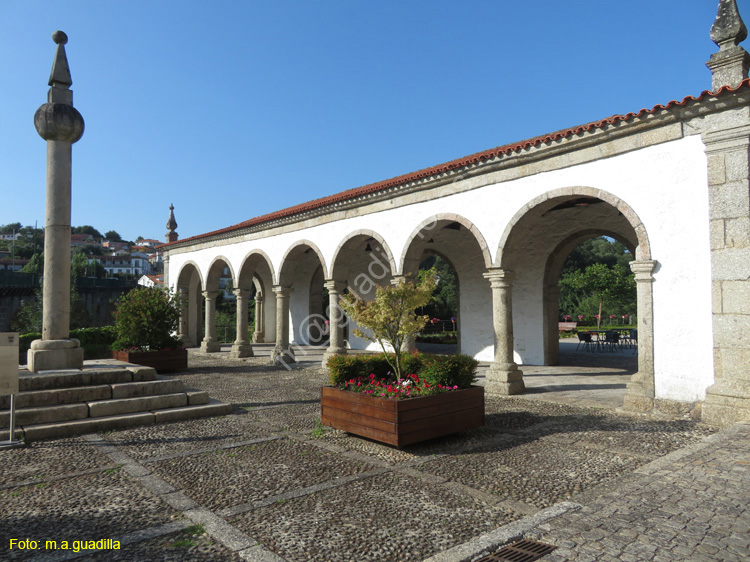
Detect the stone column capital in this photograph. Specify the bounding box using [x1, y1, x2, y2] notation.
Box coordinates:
[273, 285, 292, 297]
[233, 288, 251, 299]
[629, 260, 658, 281]
[254, 292, 263, 302]
[202, 290, 220, 300]
[390, 274, 414, 286]
[324, 279, 347, 293]
[483, 268, 514, 288]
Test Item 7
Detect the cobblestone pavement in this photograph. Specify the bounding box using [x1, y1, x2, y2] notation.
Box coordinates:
[0, 352, 743, 561]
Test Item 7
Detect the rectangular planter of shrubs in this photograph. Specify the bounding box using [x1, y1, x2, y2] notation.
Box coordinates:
[112, 349, 187, 373]
[321, 384, 484, 447]
[322, 352, 483, 447]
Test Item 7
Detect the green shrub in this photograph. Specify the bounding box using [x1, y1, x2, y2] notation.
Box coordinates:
[111, 287, 182, 352]
[327, 352, 477, 389]
[18, 326, 117, 360]
[419, 354, 478, 388]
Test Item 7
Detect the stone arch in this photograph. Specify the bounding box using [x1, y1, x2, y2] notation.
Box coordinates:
[400, 214, 492, 276]
[175, 261, 204, 348]
[236, 250, 276, 344]
[330, 229, 397, 283]
[278, 240, 328, 286]
[496, 186, 651, 267]
[236, 249, 276, 290]
[277, 240, 328, 347]
[399, 214, 494, 361]
[494, 186, 655, 411]
[205, 255, 235, 292]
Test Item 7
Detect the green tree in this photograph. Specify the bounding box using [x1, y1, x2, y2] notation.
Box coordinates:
[340, 269, 437, 381]
[72, 225, 103, 239]
[20, 252, 44, 275]
[112, 287, 182, 351]
[559, 263, 635, 326]
[105, 230, 122, 241]
[419, 255, 457, 320]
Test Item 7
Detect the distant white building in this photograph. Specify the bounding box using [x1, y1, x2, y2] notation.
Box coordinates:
[137, 274, 164, 288]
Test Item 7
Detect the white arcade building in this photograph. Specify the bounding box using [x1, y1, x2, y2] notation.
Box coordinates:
[162, 1, 750, 426]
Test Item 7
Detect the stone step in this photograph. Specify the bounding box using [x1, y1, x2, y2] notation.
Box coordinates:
[88, 393, 189, 418]
[0, 403, 90, 426]
[0, 401, 234, 442]
[0, 378, 185, 411]
[110, 378, 186, 399]
[18, 365, 157, 392]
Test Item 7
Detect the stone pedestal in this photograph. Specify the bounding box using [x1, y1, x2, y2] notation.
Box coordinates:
[27, 339, 84, 372]
[483, 269, 524, 395]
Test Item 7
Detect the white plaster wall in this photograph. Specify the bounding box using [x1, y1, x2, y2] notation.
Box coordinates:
[167, 135, 714, 402]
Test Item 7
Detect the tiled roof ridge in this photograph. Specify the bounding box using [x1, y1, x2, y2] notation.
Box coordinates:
[163, 79, 750, 248]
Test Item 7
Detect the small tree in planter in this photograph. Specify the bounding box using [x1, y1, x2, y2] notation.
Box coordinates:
[339, 269, 437, 381]
[112, 287, 186, 371]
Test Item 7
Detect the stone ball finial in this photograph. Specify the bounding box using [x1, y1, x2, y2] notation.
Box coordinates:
[52, 30, 68, 45]
[34, 103, 85, 143]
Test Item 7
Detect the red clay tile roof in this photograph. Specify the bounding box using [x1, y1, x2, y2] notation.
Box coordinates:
[161, 79, 750, 249]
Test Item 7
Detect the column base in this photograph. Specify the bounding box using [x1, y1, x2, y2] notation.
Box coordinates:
[231, 342, 254, 359]
[622, 373, 655, 413]
[253, 333, 264, 343]
[271, 346, 296, 366]
[485, 364, 525, 395]
[702, 379, 750, 426]
[178, 334, 193, 348]
[27, 339, 84, 372]
[322, 347, 347, 369]
[200, 339, 221, 353]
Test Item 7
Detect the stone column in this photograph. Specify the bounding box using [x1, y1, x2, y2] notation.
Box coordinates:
[623, 260, 657, 412]
[322, 280, 347, 368]
[200, 291, 220, 353]
[28, 31, 85, 372]
[177, 286, 191, 347]
[253, 292, 264, 343]
[483, 269, 524, 395]
[544, 285, 561, 366]
[231, 289, 253, 358]
[390, 275, 417, 352]
[702, 119, 750, 424]
[271, 286, 295, 364]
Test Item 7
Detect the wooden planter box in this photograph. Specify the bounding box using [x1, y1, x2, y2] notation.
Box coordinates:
[112, 349, 188, 373]
[321, 385, 484, 447]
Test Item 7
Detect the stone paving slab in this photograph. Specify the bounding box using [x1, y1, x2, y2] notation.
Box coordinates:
[418, 438, 645, 509]
[148, 438, 379, 511]
[527, 423, 750, 562]
[0, 436, 116, 486]
[231, 471, 519, 562]
[0, 471, 182, 560]
[100, 412, 275, 461]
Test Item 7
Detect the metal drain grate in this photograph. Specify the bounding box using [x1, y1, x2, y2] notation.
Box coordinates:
[475, 539, 557, 562]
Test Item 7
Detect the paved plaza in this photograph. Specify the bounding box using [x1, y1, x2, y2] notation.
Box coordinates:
[1, 346, 747, 561]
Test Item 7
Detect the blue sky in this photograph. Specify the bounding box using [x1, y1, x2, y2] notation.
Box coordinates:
[0, 1, 740, 243]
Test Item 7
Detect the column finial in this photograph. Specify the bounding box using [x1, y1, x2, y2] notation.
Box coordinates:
[166, 203, 178, 243]
[711, 0, 748, 50]
[707, 0, 750, 90]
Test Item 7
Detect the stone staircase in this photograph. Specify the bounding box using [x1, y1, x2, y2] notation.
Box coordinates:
[0, 361, 233, 442]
